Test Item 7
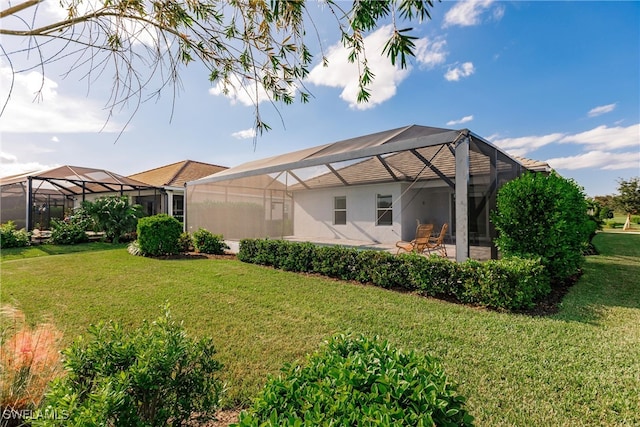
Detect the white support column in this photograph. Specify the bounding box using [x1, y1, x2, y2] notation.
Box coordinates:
[167, 191, 174, 217]
[455, 135, 470, 262]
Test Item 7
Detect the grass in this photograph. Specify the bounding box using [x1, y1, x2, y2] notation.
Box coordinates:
[604, 215, 640, 231]
[0, 242, 125, 262]
[1, 233, 639, 426]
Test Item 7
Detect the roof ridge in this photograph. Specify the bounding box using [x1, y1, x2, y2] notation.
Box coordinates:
[167, 160, 192, 186]
[183, 159, 228, 169]
[128, 160, 187, 177]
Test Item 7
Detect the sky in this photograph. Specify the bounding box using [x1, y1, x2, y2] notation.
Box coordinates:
[1, 0, 639, 197]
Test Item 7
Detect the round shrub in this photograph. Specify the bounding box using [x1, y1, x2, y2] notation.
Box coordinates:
[192, 228, 229, 254]
[234, 334, 474, 426]
[136, 214, 183, 256]
[36, 307, 222, 427]
[492, 172, 592, 283]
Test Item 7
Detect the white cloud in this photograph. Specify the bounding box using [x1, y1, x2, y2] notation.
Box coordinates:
[490, 132, 565, 155]
[414, 38, 448, 69]
[231, 128, 257, 139]
[208, 75, 274, 107]
[0, 66, 120, 133]
[490, 123, 640, 171]
[307, 25, 411, 110]
[443, 0, 497, 28]
[51, 136, 60, 142]
[446, 115, 474, 126]
[490, 123, 639, 155]
[444, 62, 475, 81]
[559, 124, 639, 150]
[547, 150, 640, 171]
[0, 150, 57, 178]
[587, 103, 617, 117]
[0, 151, 17, 162]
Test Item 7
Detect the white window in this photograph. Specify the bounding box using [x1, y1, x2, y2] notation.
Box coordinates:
[334, 196, 346, 225]
[376, 194, 392, 226]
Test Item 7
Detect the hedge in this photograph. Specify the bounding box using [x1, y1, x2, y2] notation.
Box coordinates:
[238, 239, 550, 310]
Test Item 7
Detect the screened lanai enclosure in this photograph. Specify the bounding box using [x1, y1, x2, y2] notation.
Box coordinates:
[186, 125, 550, 261]
[0, 166, 157, 230]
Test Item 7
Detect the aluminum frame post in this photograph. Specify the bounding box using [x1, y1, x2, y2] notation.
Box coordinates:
[455, 135, 470, 262]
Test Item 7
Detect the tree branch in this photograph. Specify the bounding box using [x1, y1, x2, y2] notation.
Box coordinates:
[0, 0, 42, 19]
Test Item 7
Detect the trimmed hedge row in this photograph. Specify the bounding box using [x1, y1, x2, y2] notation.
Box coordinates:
[238, 239, 550, 310]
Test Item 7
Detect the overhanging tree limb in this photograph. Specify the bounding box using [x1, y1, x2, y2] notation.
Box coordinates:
[0, 0, 42, 19]
[1, 0, 439, 137]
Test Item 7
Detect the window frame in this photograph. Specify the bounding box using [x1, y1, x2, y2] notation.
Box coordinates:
[334, 196, 347, 225]
[376, 194, 393, 226]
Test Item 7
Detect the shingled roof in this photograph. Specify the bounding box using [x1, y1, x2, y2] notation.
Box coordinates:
[128, 160, 227, 187]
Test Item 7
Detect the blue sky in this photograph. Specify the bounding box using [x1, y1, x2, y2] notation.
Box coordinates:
[1, 0, 638, 197]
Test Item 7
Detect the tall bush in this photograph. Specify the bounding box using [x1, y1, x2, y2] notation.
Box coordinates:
[36, 306, 222, 427]
[492, 172, 591, 283]
[234, 334, 473, 426]
[83, 196, 142, 243]
[137, 214, 183, 256]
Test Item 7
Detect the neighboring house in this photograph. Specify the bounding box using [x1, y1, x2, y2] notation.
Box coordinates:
[0, 165, 156, 230]
[186, 125, 550, 261]
[128, 160, 227, 221]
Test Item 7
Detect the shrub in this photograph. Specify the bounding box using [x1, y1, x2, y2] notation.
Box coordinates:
[1, 306, 62, 423]
[178, 232, 194, 253]
[492, 172, 592, 283]
[36, 306, 223, 427]
[311, 245, 360, 281]
[278, 241, 316, 272]
[136, 214, 183, 256]
[233, 334, 473, 426]
[603, 219, 624, 229]
[0, 221, 30, 248]
[460, 257, 550, 310]
[356, 250, 411, 288]
[407, 253, 463, 297]
[192, 228, 229, 255]
[66, 207, 96, 231]
[82, 196, 143, 243]
[49, 219, 89, 245]
[237, 238, 258, 262]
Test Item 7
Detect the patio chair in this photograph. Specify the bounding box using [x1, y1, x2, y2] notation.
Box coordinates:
[395, 224, 434, 254]
[425, 223, 448, 257]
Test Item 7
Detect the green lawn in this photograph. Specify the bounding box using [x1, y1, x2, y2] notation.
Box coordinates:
[1, 233, 639, 426]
